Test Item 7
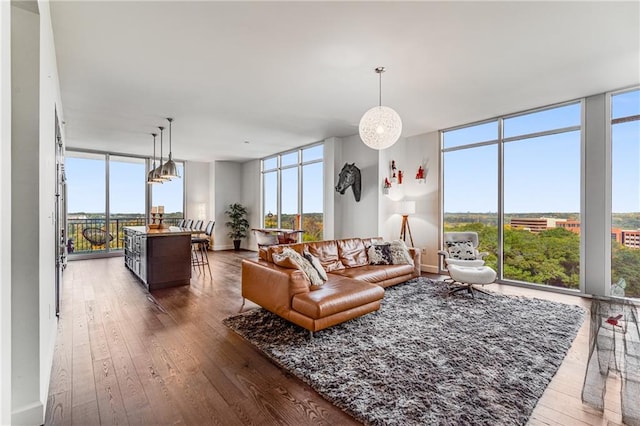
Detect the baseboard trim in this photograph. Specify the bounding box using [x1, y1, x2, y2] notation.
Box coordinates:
[420, 264, 439, 274]
[12, 400, 44, 425]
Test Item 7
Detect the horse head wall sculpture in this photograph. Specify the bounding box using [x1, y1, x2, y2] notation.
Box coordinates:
[335, 163, 362, 202]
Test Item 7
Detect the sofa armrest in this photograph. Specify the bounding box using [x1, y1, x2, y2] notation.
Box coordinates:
[409, 247, 421, 277]
[241, 259, 310, 317]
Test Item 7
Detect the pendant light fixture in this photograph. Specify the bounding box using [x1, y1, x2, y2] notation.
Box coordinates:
[359, 66, 402, 150]
[147, 132, 163, 184]
[160, 117, 180, 179]
[155, 126, 170, 182]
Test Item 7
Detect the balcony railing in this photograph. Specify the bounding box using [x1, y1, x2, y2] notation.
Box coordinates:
[67, 216, 182, 255]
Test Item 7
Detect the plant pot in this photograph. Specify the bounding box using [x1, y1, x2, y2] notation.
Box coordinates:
[233, 239, 241, 250]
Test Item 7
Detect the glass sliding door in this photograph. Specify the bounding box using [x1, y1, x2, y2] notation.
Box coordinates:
[109, 155, 146, 250]
[611, 89, 640, 299]
[66, 152, 107, 254]
[66, 150, 185, 257]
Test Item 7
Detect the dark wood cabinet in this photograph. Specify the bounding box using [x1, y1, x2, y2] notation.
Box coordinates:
[124, 227, 191, 291]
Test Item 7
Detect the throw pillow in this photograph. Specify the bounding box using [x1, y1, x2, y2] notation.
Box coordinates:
[389, 240, 414, 265]
[446, 241, 476, 260]
[303, 250, 328, 281]
[273, 247, 324, 286]
[368, 243, 392, 265]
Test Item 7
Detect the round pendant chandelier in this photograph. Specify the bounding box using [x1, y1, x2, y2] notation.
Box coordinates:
[359, 67, 402, 150]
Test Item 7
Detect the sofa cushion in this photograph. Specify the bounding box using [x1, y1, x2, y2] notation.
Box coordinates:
[306, 241, 345, 272]
[337, 238, 368, 268]
[446, 240, 476, 260]
[329, 265, 390, 283]
[330, 263, 415, 283]
[272, 247, 324, 286]
[303, 250, 328, 281]
[292, 277, 384, 319]
[389, 240, 414, 265]
[367, 243, 392, 265]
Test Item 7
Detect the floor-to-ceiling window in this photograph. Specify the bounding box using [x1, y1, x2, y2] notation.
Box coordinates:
[261, 143, 323, 242]
[66, 152, 108, 254]
[66, 150, 184, 257]
[611, 88, 640, 299]
[442, 101, 582, 291]
[109, 155, 146, 249]
[443, 122, 499, 271]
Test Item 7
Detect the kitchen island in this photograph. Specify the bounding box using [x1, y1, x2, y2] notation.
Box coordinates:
[123, 226, 192, 290]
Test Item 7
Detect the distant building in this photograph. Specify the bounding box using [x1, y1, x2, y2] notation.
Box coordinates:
[510, 218, 551, 233]
[622, 230, 640, 249]
[557, 220, 581, 234]
[511, 219, 639, 249]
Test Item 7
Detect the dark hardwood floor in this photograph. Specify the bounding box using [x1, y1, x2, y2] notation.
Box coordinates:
[46, 250, 624, 425]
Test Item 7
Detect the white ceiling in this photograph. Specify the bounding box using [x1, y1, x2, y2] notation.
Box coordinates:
[50, 1, 640, 163]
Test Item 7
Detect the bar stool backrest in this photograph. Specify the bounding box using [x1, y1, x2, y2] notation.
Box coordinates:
[194, 220, 204, 231]
[204, 220, 215, 237]
[184, 219, 194, 230]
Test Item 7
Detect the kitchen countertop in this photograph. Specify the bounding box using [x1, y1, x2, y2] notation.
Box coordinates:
[124, 226, 197, 237]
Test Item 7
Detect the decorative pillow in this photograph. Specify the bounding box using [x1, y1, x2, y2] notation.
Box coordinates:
[368, 243, 392, 265]
[273, 247, 324, 286]
[389, 240, 414, 265]
[303, 250, 328, 281]
[446, 241, 476, 260]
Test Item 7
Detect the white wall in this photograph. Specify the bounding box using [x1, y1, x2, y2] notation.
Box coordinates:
[241, 160, 260, 250]
[322, 137, 337, 240]
[334, 134, 379, 239]
[212, 161, 243, 250]
[11, 5, 42, 423]
[0, 1, 12, 423]
[38, 0, 62, 411]
[378, 132, 441, 272]
[185, 160, 210, 222]
[10, 1, 63, 423]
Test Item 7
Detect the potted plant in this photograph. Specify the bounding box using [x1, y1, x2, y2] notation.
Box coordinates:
[225, 203, 249, 250]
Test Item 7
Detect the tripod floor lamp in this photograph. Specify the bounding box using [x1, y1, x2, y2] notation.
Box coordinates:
[399, 201, 415, 247]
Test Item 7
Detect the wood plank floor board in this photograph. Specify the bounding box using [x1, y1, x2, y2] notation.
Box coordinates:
[46, 391, 72, 426]
[45, 250, 627, 425]
[92, 357, 129, 426]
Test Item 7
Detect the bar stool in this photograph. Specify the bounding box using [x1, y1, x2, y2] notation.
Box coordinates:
[191, 220, 214, 276]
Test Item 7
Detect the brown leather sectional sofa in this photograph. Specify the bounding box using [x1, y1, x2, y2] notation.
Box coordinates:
[241, 237, 421, 335]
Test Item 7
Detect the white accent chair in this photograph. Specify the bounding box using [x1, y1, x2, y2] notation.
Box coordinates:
[438, 232, 488, 268]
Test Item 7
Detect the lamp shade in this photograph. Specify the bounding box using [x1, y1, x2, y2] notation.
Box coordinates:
[398, 200, 416, 215]
[160, 158, 179, 179]
[359, 105, 403, 150]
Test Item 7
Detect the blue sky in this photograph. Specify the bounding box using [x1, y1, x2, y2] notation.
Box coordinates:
[444, 91, 639, 214]
[66, 91, 638, 216]
[66, 156, 184, 214]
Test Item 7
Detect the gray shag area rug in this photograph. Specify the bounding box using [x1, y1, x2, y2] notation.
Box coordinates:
[223, 278, 585, 426]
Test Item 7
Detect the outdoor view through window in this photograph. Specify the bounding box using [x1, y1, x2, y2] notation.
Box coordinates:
[262, 144, 324, 242]
[611, 89, 640, 299]
[66, 151, 184, 255]
[443, 90, 640, 299]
